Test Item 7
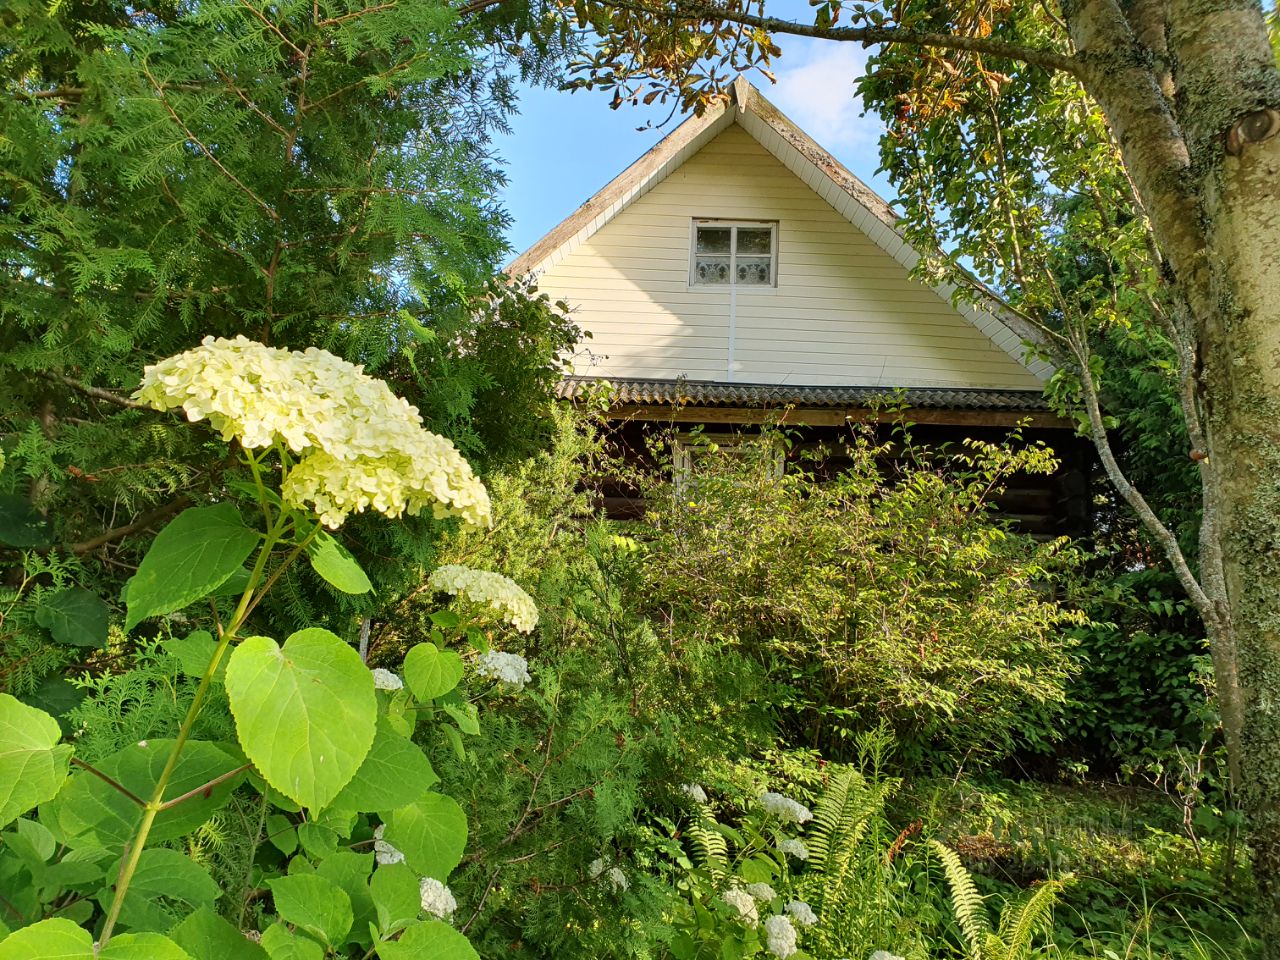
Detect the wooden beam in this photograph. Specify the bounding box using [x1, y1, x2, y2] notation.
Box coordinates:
[608, 403, 1073, 429]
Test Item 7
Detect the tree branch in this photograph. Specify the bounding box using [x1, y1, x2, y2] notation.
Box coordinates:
[48, 374, 150, 411]
[70, 497, 192, 555]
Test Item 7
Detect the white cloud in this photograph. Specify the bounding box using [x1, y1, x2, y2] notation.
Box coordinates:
[767, 39, 884, 162]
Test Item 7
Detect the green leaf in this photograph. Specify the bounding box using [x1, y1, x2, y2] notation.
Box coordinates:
[307, 532, 373, 595]
[266, 814, 298, 855]
[109, 847, 220, 931]
[326, 720, 438, 813]
[170, 907, 269, 960]
[0, 495, 51, 549]
[441, 725, 465, 762]
[165, 631, 227, 683]
[0, 917, 92, 959]
[383, 793, 467, 881]
[225, 628, 376, 810]
[315, 851, 376, 948]
[259, 925, 322, 960]
[35, 588, 109, 648]
[0, 694, 72, 830]
[43, 740, 243, 850]
[99, 934, 193, 959]
[403, 644, 463, 701]
[441, 702, 479, 736]
[370, 862, 420, 936]
[26, 678, 85, 736]
[125, 504, 259, 630]
[268, 874, 353, 947]
[375, 920, 478, 960]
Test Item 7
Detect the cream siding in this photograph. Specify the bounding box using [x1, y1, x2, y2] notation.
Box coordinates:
[538, 123, 1042, 390]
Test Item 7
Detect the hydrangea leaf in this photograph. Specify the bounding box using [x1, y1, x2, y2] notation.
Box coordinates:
[306, 533, 373, 595]
[325, 720, 438, 814]
[226, 628, 376, 810]
[125, 504, 259, 631]
[170, 907, 269, 960]
[374, 920, 478, 960]
[108, 847, 220, 932]
[0, 494, 51, 549]
[0, 917, 92, 959]
[268, 874, 353, 947]
[98, 933, 193, 959]
[315, 851, 376, 948]
[403, 644, 463, 701]
[34, 588, 109, 648]
[0, 694, 72, 830]
[43, 740, 243, 851]
[260, 924, 323, 960]
[165, 631, 227, 684]
[383, 793, 467, 881]
[369, 862, 420, 936]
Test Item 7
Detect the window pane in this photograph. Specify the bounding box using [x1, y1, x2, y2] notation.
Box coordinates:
[736, 257, 771, 285]
[694, 256, 731, 284]
[736, 227, 772, 255]
[695, 227, 731, 254]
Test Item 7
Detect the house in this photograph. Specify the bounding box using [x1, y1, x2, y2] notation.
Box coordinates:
[509, 78, 1090, 536]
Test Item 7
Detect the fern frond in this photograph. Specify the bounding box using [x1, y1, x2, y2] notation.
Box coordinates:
[686, 814, 730, 881]
[997, 876, 1069, 959]
[930, 839, 991, 959]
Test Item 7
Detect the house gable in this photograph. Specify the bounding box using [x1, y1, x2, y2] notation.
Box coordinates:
[514, 81, 1049, 392]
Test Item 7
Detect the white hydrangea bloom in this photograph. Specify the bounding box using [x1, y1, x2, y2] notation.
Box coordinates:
[868, 953, 905, 960]
[418, 877, 456, 919]
[428, 564, 539, 633]
[135, 336, 490, 529]
[777, 838, 809, 860]
[606, 867, 629, 892]
[587, 858, 606, 879]
[721, 888, 759, 925]
[474, 650, 532, 690]
[764, 914, 798, 959]
[680, 783, 708, 803]
[370, 668, 403, 691]
[745, 882, 777, 902]
[785, 900, 818, 926]
[760, 792, 813, 825]
[373, 824, 404, 866]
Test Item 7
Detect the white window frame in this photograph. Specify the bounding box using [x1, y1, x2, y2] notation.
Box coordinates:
[673, 432, 785, 494]
[688, 219, 778, 289]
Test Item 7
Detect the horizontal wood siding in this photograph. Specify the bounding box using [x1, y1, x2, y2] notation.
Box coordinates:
[537, 124, 1042, 390]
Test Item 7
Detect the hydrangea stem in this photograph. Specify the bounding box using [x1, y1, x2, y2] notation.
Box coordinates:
[97, 507, 290, 946]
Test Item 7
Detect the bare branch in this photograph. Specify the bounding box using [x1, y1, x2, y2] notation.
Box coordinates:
[70, 497, 192, 555]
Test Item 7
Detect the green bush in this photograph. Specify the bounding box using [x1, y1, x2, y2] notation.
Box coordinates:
[630, 427, 1085, 769]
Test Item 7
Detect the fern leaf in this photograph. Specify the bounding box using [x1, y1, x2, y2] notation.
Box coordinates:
[930, 839, 992, 959]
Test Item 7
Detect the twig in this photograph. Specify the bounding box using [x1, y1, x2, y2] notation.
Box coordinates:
[158, 763, 253, 810]
[70, 758, 148, 807]
[70, 497, 192, 555]
[48, 373, 150, 411]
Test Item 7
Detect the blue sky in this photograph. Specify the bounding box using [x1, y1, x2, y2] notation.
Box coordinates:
[492, 34, 896, 259]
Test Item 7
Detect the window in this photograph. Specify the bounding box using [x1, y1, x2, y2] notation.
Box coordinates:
[673, 432, 785, 494]
[690, 221, 776, 287]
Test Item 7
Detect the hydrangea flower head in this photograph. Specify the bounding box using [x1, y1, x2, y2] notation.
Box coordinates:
[419, 877, 457, 919]
[785, 900, 818, 926]
[135, 336, 490, 529]
[760, 791, 813, 825]
[605, 867, 629, 892]
[868, 953, 905, 960]
[587, 857, 606, 879]
[428, 564, 539, 633]
[777, 838, 809, 860]
[764, 914, 798, 958]
[721, 888, 759, 925]
[680, 783, 708, 803]
[475, 650, 532, 690]
[745, 882, 777, 902]
[371, 668, 403, 691]
[373, 824, 404, 865]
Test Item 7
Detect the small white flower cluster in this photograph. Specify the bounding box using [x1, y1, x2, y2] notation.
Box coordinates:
[680, 782, 708, 803]
[587, 858, 628, 892]
[759, 792, 813, 825]
[721, 887, 759, 925]
[745, 882, 777, 902]
[785, 900, 817, 926]
[474, 650, 532, 690]
[868, 953, 905, 960]
[370, 668, 403, 691]
[777, 838, 808, 860]
[764, 914, 798, 959]
[135, 336, 490, 529]
[419, 877, 457, 919]
[373, 824, 404, 865]
[428, 564, 539, 633]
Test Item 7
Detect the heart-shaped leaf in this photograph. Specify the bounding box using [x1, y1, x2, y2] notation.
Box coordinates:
[35, 588, 109, 648]
[374, 920, 478, 960]
[326, 720, 438, 814]
[383, 793, 467, 881]
[403, 644, 463, 702]
[226, 628, 376, 810]
[268, 874, 353, 947]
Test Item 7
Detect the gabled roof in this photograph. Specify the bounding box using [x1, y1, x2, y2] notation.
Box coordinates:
[510, 77, 1053, 382]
